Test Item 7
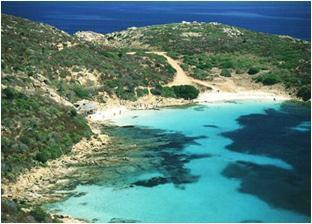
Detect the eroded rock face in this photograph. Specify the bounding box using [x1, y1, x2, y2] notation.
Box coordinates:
[74, 100, 98, 115]
[75, 31, 107, 43]
[222, 26, 243, 37]
[1, 133, 110, 205]
[75, 28, 149, 48]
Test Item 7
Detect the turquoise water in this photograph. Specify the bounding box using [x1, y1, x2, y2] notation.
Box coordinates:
[47, 101, 311, 222]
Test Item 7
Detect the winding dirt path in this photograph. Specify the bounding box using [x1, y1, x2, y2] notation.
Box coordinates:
[146, 51, 215, 89]
[130, 51, 277, 93]
[147, 51, 192, 86]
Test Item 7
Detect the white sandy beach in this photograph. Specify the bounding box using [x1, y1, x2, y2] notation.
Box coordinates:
[89, 106, 128, 122]
[88, 90, 294, 123]
[195, 90, 293, 103]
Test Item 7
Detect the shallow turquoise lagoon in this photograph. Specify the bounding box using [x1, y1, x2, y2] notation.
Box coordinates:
[47, 101, 311, 222]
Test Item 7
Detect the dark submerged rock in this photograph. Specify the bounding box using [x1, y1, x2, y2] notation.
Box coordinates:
[221, 102, 311, 215]
[131, 176, 169, 187]
[203, 124, 219, 128]
[109, 217, 140, 223]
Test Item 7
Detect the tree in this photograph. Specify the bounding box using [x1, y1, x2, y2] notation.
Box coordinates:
[172, 85, 199, 100]
[35, 150, 51, 163]
[3, 87, 17, 99]
[220, 69, 231, 77]
[248, 67, 260, 75]
[261, 73, 280, 85]
[297, 86, 311, 101]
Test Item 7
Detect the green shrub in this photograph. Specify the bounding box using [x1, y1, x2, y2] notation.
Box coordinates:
[150, 85, 170, 97]
[160, 86, 176, 98]
[192, 68, 209, 80]
[151, 88, 162, 96]
[3, 87, 18, 99]
[256, 73, 281, 85]
[151, 85, 199, 99]
[35, 145, 63, 163]
[168, 51, 179, 59]
[72, 66, 82, 73]
[59, 69, 71, 78]
[296, 86, 311, 101]
[116, 88, 137, 101]
[136, 88, 149, 97]
[166, 65, 176, 75]
[69, 108, 77, 117]
[248, 67, 260, 75]
[172, 85, 199, 100]
[72, 85, 89, 98]
[220, 69, 231, 77]
[235, 68, 245, 74]
[35, 150, 51, 163]
[220, 60, 234, 69]
[29, 207, 49, 222]
[1, 137, 12, 153]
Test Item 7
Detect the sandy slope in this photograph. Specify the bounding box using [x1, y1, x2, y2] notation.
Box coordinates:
[147, 51, 193, 86]
[147, 51, 216, 89]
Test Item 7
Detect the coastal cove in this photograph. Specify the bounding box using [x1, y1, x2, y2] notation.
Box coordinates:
[1, 8, 311, 223]
[44, 100, 311, 223]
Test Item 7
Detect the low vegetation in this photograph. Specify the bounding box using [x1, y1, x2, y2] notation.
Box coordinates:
[1, 199, 57, 223]
[248, 67, 260, 75]
[1, 15, 310, 182]
[255, 72, 281, 86]
[1, 87, 92, 179]
[136, 88, 149, 97]
[1, 14, 176, 102]
[220, 69, 231, 77]
[103, 22, 311, 100]
[296, 86, 311, 101]
[1, 13, 310, 223]
[151, 85, 199, 100]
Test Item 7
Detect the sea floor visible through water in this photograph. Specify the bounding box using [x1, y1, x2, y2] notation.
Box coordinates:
[45, 100, 311, 223]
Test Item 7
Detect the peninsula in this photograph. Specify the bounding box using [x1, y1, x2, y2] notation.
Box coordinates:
[1, 14, 310, 222]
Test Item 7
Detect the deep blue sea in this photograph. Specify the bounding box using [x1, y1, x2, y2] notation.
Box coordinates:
[46, 101, 311, 222]
[2, 1, 311, 40]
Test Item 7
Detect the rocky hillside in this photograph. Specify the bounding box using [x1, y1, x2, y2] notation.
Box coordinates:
[1, 14, 311, 222]
[1, 14, 178, 223]
[2, 14, 177, 103]
[1, 14, 186, 176]
[77, 21, 311, 100]
[1, 16, 81, 179]
[2, 12, 311, 184]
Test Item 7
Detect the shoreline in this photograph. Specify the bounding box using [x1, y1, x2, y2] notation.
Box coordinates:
[1, 134, 112, 223]
[195, 90, 293, 103]
[1, 89, 298, 223]
[88, 90, 295, 123]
